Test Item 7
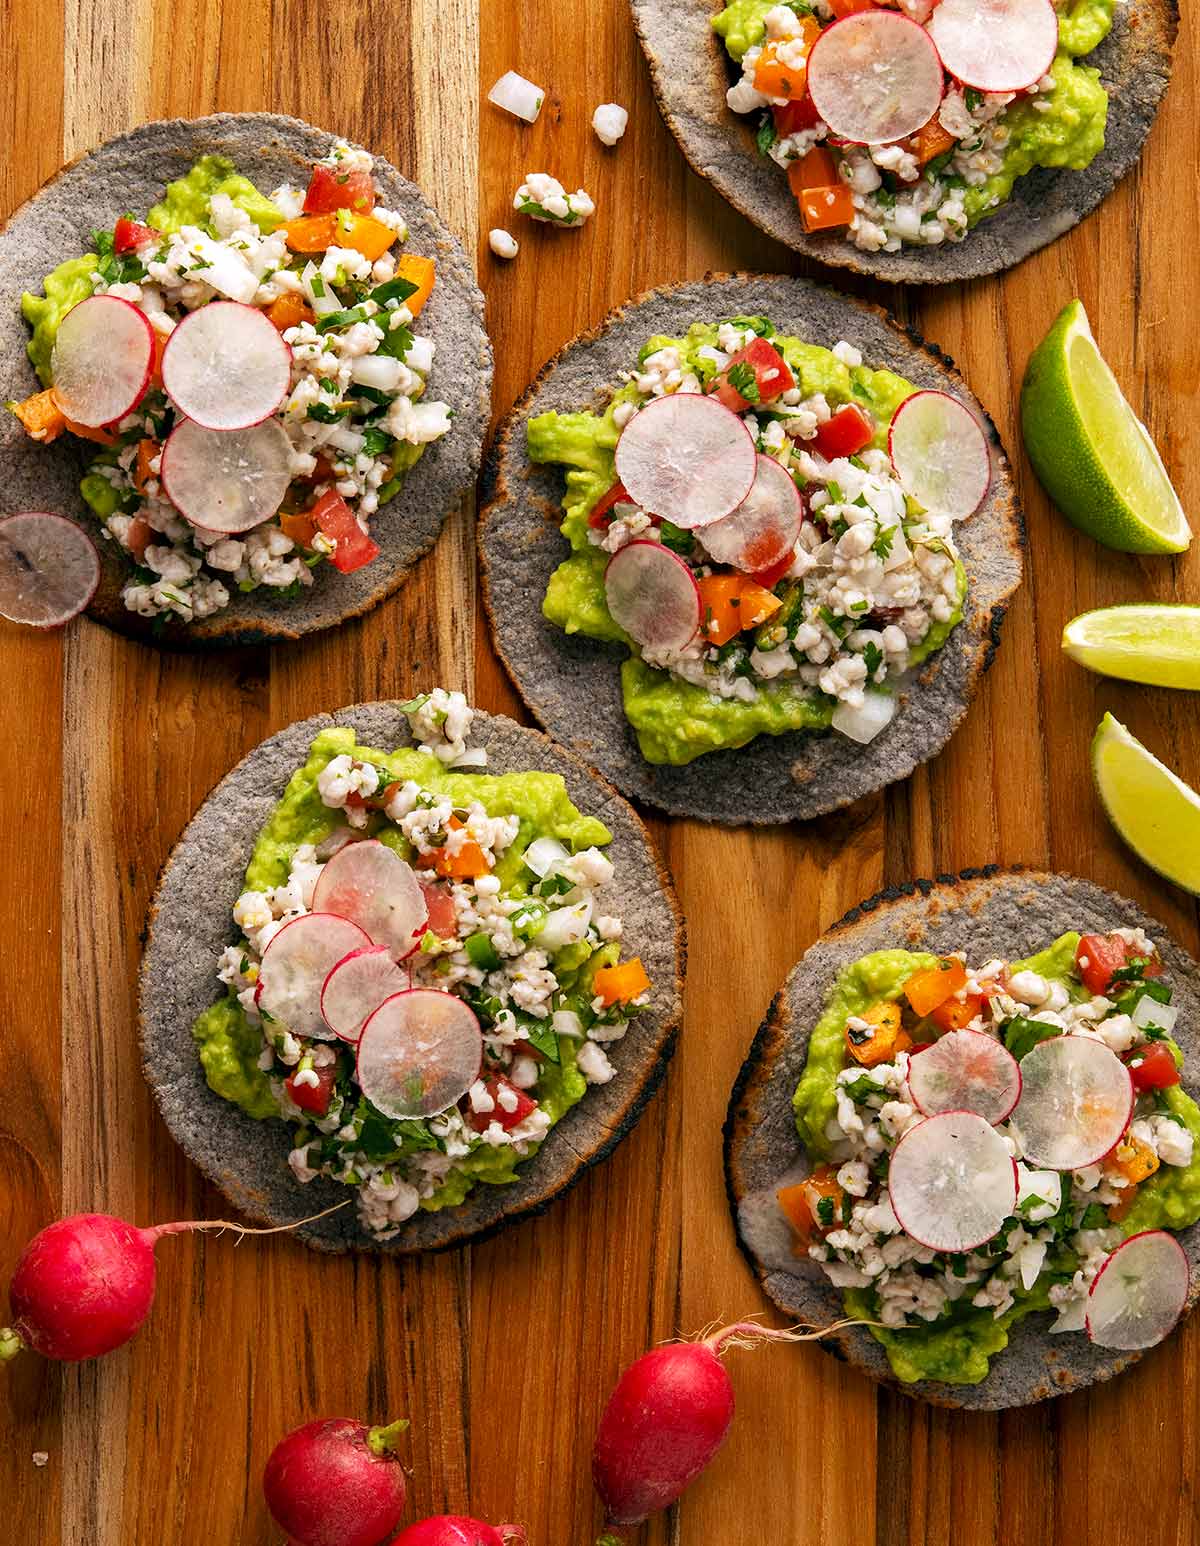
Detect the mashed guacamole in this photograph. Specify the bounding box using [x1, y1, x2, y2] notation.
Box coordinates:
[531, 318, 967, 766]
[789, 931, 1200, 1385]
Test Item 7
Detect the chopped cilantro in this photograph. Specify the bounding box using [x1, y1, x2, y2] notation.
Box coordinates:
[726, 360, 760, 403]
[862, 642, 884, 677]
[871, 524, 896, 561]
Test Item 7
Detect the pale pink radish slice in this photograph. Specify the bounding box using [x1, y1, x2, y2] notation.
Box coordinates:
[50, 295, 154, 427]
[257, 913, 372, 1040]
[1087, 1231, 1189, 1351]
[888, 1111, 1017, 1253]
[159, 418, 293, 533]
[321, 946, 410, 1042]
[928, 0, 1058, 93]
[806, 13, 946, 147]
[357, 989, 483, 1119]
[311, 839, 429, 959]
[888, 391, 991, 519]
[1009, 1036, 1134, 1170]
[161, 302, 292, 431]
[604, 540, 701, 651]
[908, 1031, 1022, 1125]
[0, 512, 99, 627]
[698, 454, 802, 574]
[614, 393, 756, 529]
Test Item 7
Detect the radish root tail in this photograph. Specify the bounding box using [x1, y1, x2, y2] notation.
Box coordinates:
[498, 1527, 527, 1545]
[703, 1316, 874, 1357]
[0, 1328, 23, 1364]
[143, 1197, 352, 1246]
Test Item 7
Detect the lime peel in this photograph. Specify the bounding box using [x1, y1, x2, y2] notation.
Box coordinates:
[1092, 713, 1200, 895]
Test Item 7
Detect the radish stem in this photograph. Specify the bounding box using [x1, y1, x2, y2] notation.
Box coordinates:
[367, 1419, 410, 1456]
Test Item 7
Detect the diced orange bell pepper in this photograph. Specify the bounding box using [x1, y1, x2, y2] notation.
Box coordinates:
[1107, 1186, 1140, 1224]
[125, 516, 153, 562]
[912, 116, 957, 168]
[753, 24, 819, 98]
[845, 1000, 911, 1067]
[828, 0, 877, 15]
[1106, 1134, 1160, 1185]
[778, 1164, 844, 1245]
[697, 574, 781, 647]
[284, 211, 397, 262]
[394, 254, 437, 316]
[279, 508, 318, 548]
[592, 958, 652, 1007]
[133, 438, 158, 493]
[930, 993, 985, 1033]
[415, 814, 491, 881]
[267, 292, 317, 332]
[787, 147, 856, 233]
[904, 958, 968, 1018]
[281, 213, 338, 253]
[60, 414, 120, 446]
[149, 330, 167, 386]
[9, 388, 66, 443]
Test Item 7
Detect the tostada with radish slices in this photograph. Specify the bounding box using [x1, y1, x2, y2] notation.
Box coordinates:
[139, 694, 684, 1251]
[0, 114, 490, 643]
[631, 0, 1176, 282]
[725, 870, 1200, 1407]
[480, 274, 1021, 824]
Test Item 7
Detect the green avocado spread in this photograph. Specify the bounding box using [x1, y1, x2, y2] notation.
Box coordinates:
[791, 932, 1200, 1385]
[193, 726, 611, 1213]
[711, 0, 1111, 231]
[20, 156, 283, 385]
[530, 319, 961, 767]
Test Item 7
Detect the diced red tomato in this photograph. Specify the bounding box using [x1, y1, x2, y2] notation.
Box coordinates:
[418, 876, 458, 938]
[813, 403, 874, 459]
[828, 0, 877, 14]
[466, 1076, 537, 1133]
[113, 217, 161, 254]
[773, 95, 821, 139]
[930, 993, 985, 1033]
[1127, 1042, 1181, 1093]
[309, 490, 380, 574]
[1076, 933, 1164, 997]
[750, 551, 795, 589]
[303, 163, 376, 216]
[588, 481, 639, 531]
[284, 1063, 337, 1117]
[908, 1042, 934, 1057]
[709, 337, 795, 413]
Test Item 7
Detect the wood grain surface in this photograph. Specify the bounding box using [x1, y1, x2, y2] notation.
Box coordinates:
[2, 0, 1199, 1541]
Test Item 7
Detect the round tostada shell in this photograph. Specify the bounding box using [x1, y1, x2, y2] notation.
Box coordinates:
[630, 0, 1178, 283]
[479, 273, 1023, 824]
[0, 113, 492, 647]
[724, 867, 1200, 1408]
[139, 701, 685, 1251]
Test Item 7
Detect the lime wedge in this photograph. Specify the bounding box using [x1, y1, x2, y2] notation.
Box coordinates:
[1021, 301, 1191, 555]
[1064, 605, 1200, 690]
[1092, 714, 1200, 894]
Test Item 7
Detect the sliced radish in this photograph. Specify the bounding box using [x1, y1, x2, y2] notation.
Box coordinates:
[908, 1031, 1022, 1125]
[321, 946, 410, 1041]
[1010, 1036, 1134, 1171]
[698, 454, 802, 574]
[159, 418, 293, 533]
[888, 1111, 1017, 1253]
[928, 0, 1059, 93]
[50, 295, 154, 427]
[161, 302, 292, 431]
[311, 839, 429, 959]
[888, 391, 991, 520]
[604, 541, 701, 652]
[806, 12, 946, 147]
[356, 989, 483, 1119]
[1087, 1231, 1189, 1351]
[257, 913, 372, 1040]
[0, 512, 99, 627]
[614, 394, 756, 529]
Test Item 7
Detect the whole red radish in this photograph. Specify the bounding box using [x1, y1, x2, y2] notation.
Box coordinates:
[593, 1320, 845, 1540]
[1, 1205, 346, 1365]
[263, 1416, 410, 1546]
[390, 1517, 526, 1545]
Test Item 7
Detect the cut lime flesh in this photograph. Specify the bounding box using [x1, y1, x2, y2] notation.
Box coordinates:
[1092, 713, 1200, 895]
[1021, 301, 1191, 556]
[1064, 605, 1200, 691]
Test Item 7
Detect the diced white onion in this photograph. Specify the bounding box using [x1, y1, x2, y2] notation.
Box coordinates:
[831, 691, 897, 745]
[524, 836, 570, 878]
[1133, 995, 1178, 1034]
[487, 71, 545, 124]
[534, 899, 593, 953]
[552, 1009, 584, 1039]
[302, 261, 341, 316]
[349, 354, 404, 391]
